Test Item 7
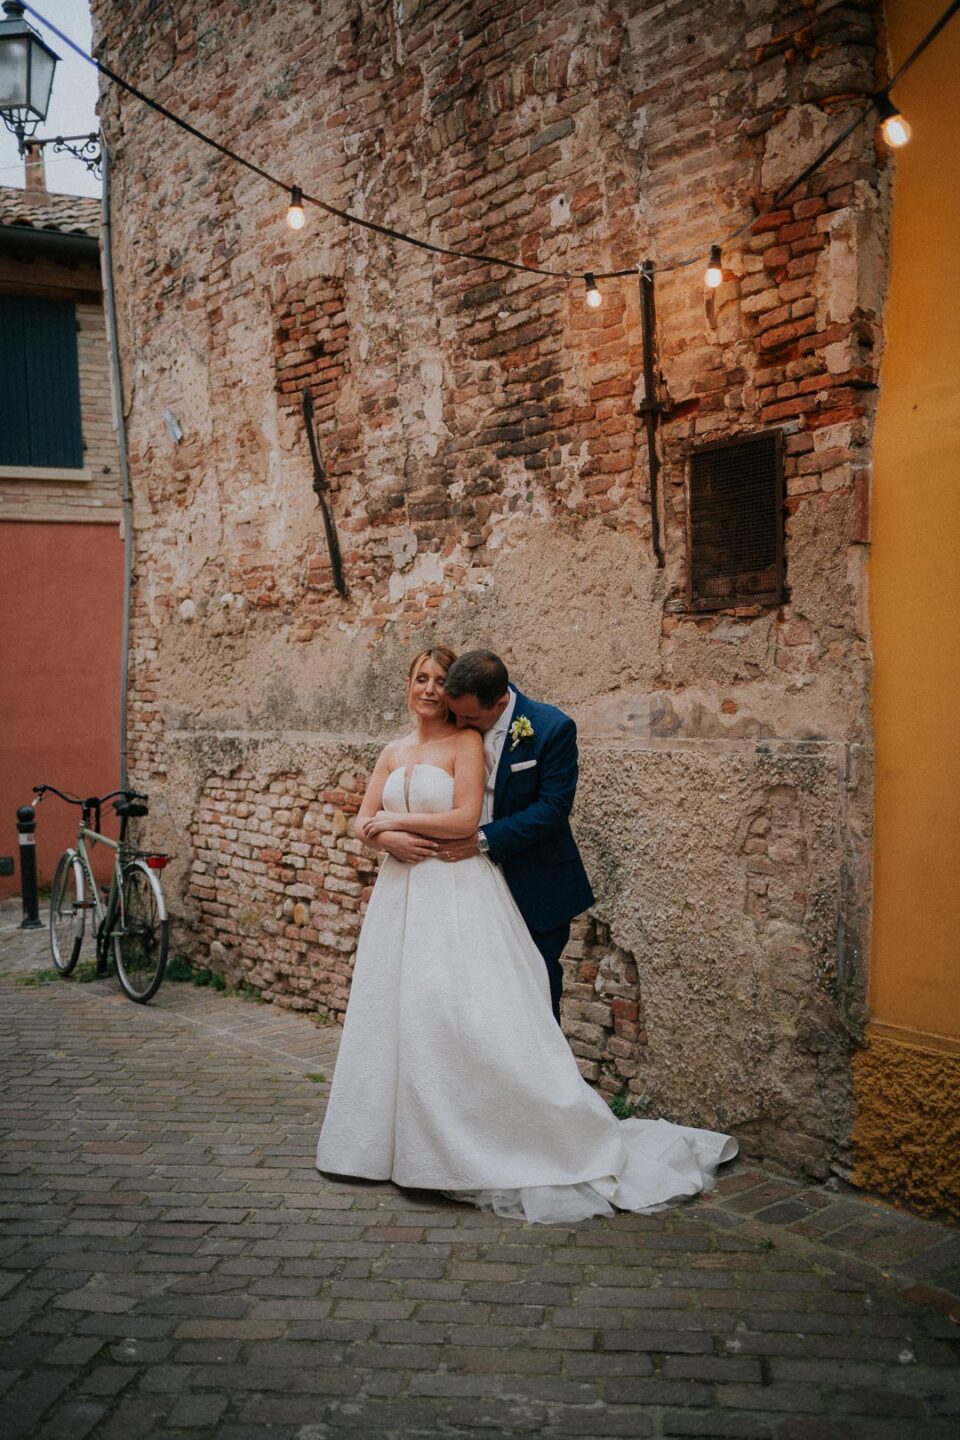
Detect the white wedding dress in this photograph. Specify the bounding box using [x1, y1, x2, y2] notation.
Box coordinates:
[316, 764, 737, 1223]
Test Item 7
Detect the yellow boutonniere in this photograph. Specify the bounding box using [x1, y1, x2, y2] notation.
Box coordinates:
[509, 715, 534, 750]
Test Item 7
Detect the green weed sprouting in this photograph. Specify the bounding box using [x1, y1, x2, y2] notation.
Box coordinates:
[167, 954, 264, 1002]
[609, 1094, 636, 1120]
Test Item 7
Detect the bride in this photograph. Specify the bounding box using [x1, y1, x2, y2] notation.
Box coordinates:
[316, 647, 737, 1224]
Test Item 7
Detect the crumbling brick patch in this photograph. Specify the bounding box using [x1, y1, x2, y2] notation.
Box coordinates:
[563, 915, 647, 1102]
[273, 275, 350, 429]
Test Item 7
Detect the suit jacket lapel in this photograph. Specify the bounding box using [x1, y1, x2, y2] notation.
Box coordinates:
[493, 687, 524, 816]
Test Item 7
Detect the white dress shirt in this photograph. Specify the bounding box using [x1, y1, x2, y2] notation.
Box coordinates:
[480, 689, 517, 826]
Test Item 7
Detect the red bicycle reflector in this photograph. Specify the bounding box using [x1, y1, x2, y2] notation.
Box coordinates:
[146, 856, 170, 870]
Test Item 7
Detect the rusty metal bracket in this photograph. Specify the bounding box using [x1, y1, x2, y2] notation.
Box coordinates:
[639, 261, 667, 567]
[301, 388, 347, 598]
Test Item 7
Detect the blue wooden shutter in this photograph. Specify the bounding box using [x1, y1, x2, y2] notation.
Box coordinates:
[0, 295, 84, 467]
[25, 299, 84, 467]
[0, 296, 33, 465]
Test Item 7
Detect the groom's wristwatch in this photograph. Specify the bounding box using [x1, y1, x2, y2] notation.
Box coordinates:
[476, 830, 490, 855]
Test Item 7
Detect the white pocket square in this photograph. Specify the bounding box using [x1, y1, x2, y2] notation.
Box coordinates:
[510, 759, 537, 772]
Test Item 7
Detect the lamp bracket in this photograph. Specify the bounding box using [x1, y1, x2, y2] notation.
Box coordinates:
[0, 105, 103, 174]
[46, 132, 102, 177]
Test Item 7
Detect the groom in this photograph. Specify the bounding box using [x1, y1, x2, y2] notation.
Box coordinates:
[439, 650, 594, 1023]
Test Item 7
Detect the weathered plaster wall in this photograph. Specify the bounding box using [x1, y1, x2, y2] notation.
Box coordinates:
[92, 0, 887, 1176]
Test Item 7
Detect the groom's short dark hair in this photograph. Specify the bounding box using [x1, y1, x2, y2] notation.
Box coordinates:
[445, 650, 509, 708]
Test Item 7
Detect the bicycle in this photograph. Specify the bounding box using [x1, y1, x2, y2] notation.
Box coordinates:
[35, 784, 171, 1003]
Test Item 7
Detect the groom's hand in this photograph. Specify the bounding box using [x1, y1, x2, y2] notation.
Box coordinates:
[377, 831, 438, 864]
[437, 834, 480, 862]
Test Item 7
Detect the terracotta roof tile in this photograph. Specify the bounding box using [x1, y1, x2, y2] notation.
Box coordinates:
[0, 185, 100, 239]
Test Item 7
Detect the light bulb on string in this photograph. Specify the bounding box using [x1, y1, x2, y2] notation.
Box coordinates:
[873, 91, 912, 149]
[704, 244, 723, 288]
[883, 114, 911, 147]
[584, 273, 602, 308]
[286, 185, 306, 230]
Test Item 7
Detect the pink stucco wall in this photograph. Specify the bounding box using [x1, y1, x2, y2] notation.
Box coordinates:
[0, 521, 123, 899]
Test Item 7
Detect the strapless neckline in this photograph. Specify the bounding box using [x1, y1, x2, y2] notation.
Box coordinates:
[386, 763, 454, 783]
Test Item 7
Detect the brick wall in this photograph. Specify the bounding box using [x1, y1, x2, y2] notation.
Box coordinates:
[188, 763, 375, 1016]
[92, 0, 886, 1177]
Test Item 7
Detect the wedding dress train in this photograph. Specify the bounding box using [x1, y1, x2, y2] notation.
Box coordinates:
[316, 764, 737, 1223]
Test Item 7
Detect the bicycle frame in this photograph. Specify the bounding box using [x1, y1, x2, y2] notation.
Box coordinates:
[72, 824, 123, 965]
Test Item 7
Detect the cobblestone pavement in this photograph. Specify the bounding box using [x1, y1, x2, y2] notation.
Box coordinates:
[1, 901, 958, 1438]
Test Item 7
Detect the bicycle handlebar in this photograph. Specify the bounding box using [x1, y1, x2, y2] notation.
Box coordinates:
[33, 784, 148, 807]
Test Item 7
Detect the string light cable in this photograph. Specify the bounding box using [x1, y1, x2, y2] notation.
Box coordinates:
[0, 152, 74, 173]
[20, 0, 960, 300]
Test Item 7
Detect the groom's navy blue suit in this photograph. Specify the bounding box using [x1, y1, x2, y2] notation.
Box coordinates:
[479, 688, 594, 1020]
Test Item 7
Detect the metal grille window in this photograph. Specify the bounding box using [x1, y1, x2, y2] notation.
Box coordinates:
[0, 296, 83, 468]
[686, 430, 784, 611]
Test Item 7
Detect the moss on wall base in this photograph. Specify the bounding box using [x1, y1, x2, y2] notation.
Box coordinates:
[852, 1029, 960, 1222]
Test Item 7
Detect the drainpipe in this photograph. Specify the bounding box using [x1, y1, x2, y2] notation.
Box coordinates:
[99, 143, 134, 791]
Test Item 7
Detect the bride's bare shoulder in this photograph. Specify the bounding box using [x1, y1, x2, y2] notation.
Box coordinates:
[452, 727, 483, 761]
[378, 736, 409, 770]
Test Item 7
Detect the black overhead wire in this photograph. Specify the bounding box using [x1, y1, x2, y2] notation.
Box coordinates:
[22, 0, 960, 286]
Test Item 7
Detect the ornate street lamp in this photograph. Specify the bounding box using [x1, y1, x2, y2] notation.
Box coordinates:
[0, 2, 58, 145]
[0, 1, 101, 176]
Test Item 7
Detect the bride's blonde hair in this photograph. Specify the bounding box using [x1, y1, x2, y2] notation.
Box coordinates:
[407, 646, 458, 722]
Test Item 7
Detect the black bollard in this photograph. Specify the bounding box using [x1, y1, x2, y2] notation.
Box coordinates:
[17, 805, 42, 930]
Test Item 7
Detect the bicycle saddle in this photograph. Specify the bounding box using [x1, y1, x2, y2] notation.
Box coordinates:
[114, 800, 149, 817]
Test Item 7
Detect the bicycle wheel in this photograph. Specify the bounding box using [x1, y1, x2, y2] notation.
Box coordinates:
[49, 851, 85, 975]
[109, 861, 169, 1003]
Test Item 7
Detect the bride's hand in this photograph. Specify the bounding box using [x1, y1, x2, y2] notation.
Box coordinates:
[363, 811, 394, 837]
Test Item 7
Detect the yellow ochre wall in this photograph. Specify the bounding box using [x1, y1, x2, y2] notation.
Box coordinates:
[853, 0, 960, 1219]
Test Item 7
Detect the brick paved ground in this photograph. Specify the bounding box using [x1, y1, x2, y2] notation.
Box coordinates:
[1, 901, 958, 1438]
